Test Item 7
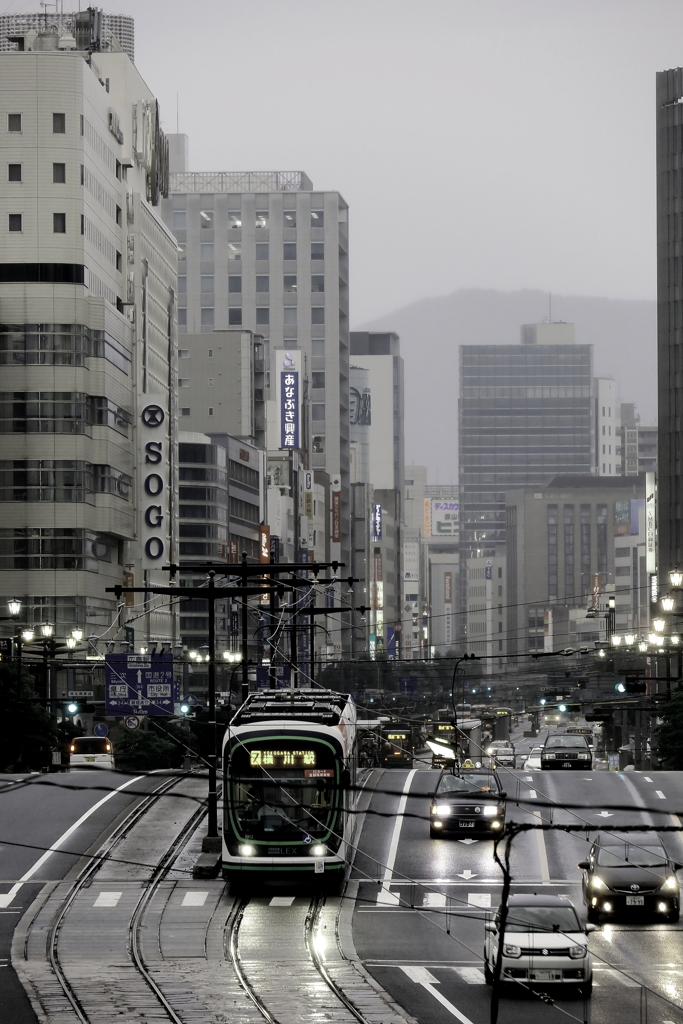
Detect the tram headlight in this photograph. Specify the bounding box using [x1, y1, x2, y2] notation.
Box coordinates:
[310, 844, 327, 857]
[434, 804, 451, 817]
[239, 844, 256, 857]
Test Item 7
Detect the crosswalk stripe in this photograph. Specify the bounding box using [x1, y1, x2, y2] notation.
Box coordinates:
[93, 892, 122, 907]
[269, 896, 295, 906]
[181, 891, 208, 906]
[453, 967, 486, 984]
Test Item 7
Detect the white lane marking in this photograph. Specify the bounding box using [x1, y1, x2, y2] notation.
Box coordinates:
[533, 811, 550, 882]
[93, 891, 122, 907]
[644, 777, 653, 782]
[656, 790, 666, 800]
[423, 893, 447, 907]
[377, 769, 418, 905]
[457, 870, 477, 879]
[269, 896, 294, 906]
[0, 774, 143, 908]
[525, 776, 533, 781]
[181, 891, 208, 906]
[457, 838, 478, 845]
[596, 811, 614, 817]
[453, 967, 486, 984]
[596, 967, 639, 987]
[400, 966, 475, 1023]
[468, 893, 491, 907]
[528, 790, 537, 799]
[670, 813, 682, 829]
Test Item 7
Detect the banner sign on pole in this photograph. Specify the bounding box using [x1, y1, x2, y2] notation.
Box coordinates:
[105, 653, 177, 716]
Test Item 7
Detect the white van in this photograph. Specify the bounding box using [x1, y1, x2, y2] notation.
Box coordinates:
[69, 736, 114, 770]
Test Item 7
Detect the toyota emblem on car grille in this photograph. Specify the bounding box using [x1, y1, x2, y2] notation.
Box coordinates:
[630, 884, 640, 891]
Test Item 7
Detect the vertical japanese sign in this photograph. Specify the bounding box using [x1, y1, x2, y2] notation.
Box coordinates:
[276, 349, 301, 450]
[423, 499, 432, 535]
[444, 571, 452, 646]
[331, 475, 341, 543]
[646, 471, 656, 574]
[139, 397, 170, 567]
[372, 504, 382, 540]
[304, 470, 314, 519]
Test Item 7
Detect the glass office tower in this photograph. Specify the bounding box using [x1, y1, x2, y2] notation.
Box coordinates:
[458, 323, 595, 566]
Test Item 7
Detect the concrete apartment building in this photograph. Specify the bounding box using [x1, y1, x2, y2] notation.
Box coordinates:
[619, 404, 657, 477]
[505, 475, 647, 656]
[595, 377, 621, 476]
[0, 17, 177, 645]
[160, 143, 351, 571]
[465, 554, 506, 671]
[0, 9, 135, 62]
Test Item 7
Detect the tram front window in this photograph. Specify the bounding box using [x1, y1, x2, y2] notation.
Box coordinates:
[229, 742, 338, 840]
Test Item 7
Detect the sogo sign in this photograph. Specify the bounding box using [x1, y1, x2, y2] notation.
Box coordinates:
[140, 399, 169, 566]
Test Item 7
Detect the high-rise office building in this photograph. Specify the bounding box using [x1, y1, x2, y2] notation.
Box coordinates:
[459, 322, 595, 563]
[0, 19, 176, 645]
[595, 377, 621, 476]
[161, 139, 350, 567]
[657, 67, 683, 582]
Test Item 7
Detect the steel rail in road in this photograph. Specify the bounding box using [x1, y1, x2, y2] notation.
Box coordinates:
[43, 771, 204, 1024]
[227, 893, 374, 1024]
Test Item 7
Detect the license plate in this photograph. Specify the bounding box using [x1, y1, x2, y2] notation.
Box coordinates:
[626, 895, 644, 906]
[530, 970, 561, 981]
[562, 762, 572, 767]
[85, 756, 96, 762]
[459, 821, 475, 828]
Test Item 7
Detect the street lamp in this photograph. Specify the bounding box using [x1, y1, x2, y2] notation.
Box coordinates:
[653, 618, 666, 633]
[21, 628, 34, 643]
[670, 568, 683, 588]
[71, 628, 83, 642]
[40, 622, 54, 637]
[662, 596, 675, 612]
[639, 641, 648, 652]
[7, 598, 21, 617]
[65, 637, 77, 650]
[624, 633, 636, 645]
[611, 635, 622, 646]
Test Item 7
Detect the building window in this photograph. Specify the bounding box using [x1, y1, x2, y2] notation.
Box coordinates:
[311, 275, 324, 292]
[312, 339, 325, 358]
[228, 308, 242, 326]
[312, 371, 325, 389]
[208, 349, 213, 357]
[283, 243, 297, 261]
[311, 403, 325, 421]
[228, 212, 242, 229]
[116, 251, 122, 272]
[284, 308, 297, 325]
[283, 211, 296, 228]
[208, 378, 214, 387]
[173, 210, 186, 231]
[256, 275, 269, 292]
[8, 163, 21, 182]
[311, 210, 324, 227]
[178, 349, 190, 358]
[255, 211, 268, 229]
[228, 242, 242, 261]
[256, 308, 269, 325]
[53, 162, 66, 183]
[116, 204, 122, 225]
[53, 213, 66, 233]
[52, 113, 66, 133]
[228, 276, 242, 293]
[312, 435, 325, 453]
[311, 242, 324, 260]
[180, 408, 190, 416]
[255, 243, 269, 261]
[177, 243, 186, 262]
[200, 210, 214, 228]
[200, 243, 214, 261]
[311, 307, 325, 324]
[178, 379, 190, 387]
[178, 276, 187, 292]
[201, 308, 215, 327]
[208, 407, 214, 416]
[7, 113, 21, 132]
[547, 504, 558, 600]
[201, 275, 214, 293]
[178, 308, 187, 326]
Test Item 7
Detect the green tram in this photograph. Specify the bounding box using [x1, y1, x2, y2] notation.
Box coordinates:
[380, 725, 414, 768]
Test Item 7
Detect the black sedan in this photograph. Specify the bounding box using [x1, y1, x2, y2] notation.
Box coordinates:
[579, 832, 681, 922]
[541, 734, 592, 770]
[430, 768, 506, 837]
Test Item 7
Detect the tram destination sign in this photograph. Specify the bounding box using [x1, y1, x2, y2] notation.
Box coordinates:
[104, 653, 178, 716]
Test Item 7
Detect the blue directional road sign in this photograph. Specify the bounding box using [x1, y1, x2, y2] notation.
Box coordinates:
[105, 653, 178, 716]
[93, 723, 109, 737]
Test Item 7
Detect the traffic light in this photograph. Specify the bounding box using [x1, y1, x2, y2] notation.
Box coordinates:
[64, 700, 80, 716]
[179, 701, 204, 717]
[615, 677, 647, 695]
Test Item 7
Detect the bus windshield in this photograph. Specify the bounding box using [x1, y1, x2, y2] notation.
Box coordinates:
[228, 740, 338, 841]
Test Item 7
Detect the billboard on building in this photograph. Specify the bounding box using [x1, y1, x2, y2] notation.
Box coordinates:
[372, 504, 382, 540]
[646, 472, 656, 573]
[404, 540, 420, 581]
[275, 349, 301, 450]
[431, 499, 459, 536]
[139, 396, 171, 568]
[423, 499, 432, 534]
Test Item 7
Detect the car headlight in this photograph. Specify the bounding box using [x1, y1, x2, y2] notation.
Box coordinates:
[664, 875, 678, 891]
[435, 804, 451, 816]
[544, 752, 556, 759]
[503, 944, 521, 958]
[569, 946, 585, 959]
[487, 747, 495, 755]
[483, 805, 498, 817]
[591, 875, 606, 890]
[577, 753, 590, 759]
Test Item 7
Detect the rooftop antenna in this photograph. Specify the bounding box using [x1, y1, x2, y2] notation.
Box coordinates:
[176, 93, 179, 133]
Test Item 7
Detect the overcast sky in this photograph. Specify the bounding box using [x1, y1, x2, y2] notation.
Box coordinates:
[7, 0, 683, 323]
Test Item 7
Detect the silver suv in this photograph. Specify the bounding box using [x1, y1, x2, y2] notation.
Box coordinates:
[484, 894, 594, 996]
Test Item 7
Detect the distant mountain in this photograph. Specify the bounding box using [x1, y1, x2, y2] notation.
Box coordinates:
[355, 288, 656, 481]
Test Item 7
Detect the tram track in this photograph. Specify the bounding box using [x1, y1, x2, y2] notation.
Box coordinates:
[28, 771, 207, 1024]
[227, 891, 374, 1024]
